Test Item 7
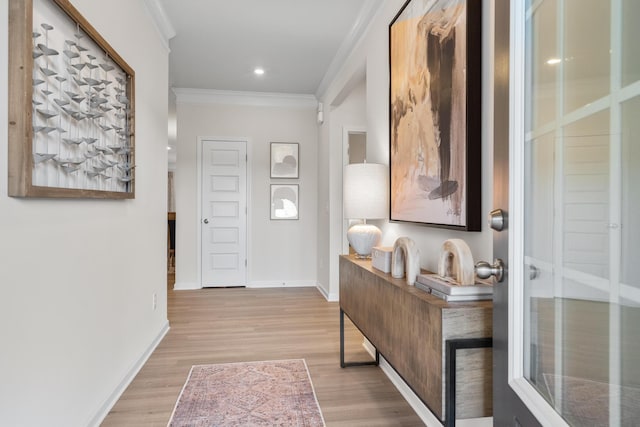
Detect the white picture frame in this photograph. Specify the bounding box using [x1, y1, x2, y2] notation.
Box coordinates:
[270, 184, 299, 220]
[270, 142, 299, 179]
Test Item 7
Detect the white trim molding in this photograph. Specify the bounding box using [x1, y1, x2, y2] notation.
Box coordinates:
[362, 340, 492, 427]
[316, 282, 338, 302]
[142, 0, 176, 52]
[248, 280, 318, 289]
[315, 0, 384, 98]
[173, 88, 317, 109]
[89, 321, 170, 427]
[173, 282, 202, 291]
[361, 340, 442, 426]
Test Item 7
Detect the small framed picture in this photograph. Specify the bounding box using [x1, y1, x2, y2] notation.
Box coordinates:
[270, 142, 299, 179]
[271, 184, 299, 220]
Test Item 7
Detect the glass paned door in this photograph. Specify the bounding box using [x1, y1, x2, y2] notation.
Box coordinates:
[515, 0, 640, 425]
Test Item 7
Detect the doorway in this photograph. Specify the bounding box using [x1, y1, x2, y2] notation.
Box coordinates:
[167, 172, 176, 276]
[493, 1, 640, 425]
[199, 139, 248, 287]
[342, 127, 366, 255]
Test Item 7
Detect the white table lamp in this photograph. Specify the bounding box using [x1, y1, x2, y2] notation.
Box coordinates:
[343, 163, 389, 258]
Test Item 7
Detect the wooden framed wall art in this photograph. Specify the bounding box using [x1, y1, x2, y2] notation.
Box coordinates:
[8, 0, 135, 198]
[389, 0, 481, 230]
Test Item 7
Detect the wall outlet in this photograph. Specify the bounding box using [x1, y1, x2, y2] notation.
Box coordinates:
[152, 293, 157, 310]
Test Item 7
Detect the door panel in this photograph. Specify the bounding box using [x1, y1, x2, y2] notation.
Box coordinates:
[496, 0, 640, 425]
[201, 140, 247, 287]
[492, 1, 541, 425]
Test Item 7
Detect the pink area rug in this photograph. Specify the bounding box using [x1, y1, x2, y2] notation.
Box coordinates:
[168, 359, 325, 427]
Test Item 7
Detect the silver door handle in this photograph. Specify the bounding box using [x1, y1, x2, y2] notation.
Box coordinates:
[475, 259, 505, 282]
[488, 209, 506, 231]
[203, 218, 209, 224]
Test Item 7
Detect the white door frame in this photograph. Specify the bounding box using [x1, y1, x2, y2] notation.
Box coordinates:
[505, 2, 568, 424]
[196, 136, 252, 288]
[341, 125, 366, 255]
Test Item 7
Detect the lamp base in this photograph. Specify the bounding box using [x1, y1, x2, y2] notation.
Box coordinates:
[347, 223, 382, 258]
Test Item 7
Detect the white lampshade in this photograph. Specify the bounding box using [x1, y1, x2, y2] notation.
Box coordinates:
[343, 163, 388, 220]
[343, 163, 389, 258]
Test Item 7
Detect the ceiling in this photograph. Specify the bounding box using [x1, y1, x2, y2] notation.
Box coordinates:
[157, 0, 378, 95]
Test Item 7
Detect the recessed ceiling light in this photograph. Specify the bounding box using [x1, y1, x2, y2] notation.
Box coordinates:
[254, 67, 265, 76]
[167, 146, 172, 150]
[546, 58, 562, 65]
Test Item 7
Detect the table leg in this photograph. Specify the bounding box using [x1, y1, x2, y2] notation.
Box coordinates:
[340, 309, 379, 368]
[445, 337, 493, 426]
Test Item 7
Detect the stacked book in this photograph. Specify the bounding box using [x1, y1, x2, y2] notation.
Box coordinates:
[415, 273, 493, 302]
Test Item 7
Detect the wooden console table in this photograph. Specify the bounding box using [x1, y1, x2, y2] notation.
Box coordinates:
[339, 255, 493, 424]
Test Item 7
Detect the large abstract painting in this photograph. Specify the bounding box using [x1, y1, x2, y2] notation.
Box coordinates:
[389, 0, 481, 230]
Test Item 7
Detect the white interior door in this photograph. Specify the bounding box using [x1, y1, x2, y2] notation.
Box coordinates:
[494, 0, 640, 425]
[201, 140, 247, 287]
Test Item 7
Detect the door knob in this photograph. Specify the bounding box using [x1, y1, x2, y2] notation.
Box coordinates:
[475, 259, 505, 282]
[203, 218, 209, 224]
[488, 209, 506, 231]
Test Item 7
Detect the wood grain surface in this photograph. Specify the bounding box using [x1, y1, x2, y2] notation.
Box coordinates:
[102, 274, 424, 426]
[340, 255, 492, 420]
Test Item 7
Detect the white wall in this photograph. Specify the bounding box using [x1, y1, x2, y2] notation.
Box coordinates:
[317, 0, 494, 294]
[174, 94, 318, 289]
[0, 1, 169, 426]
[317, 80, 367, 299]
[317, 103, 331, 295]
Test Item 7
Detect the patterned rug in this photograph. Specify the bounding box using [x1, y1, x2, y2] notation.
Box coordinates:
[168, 359, 325, 426]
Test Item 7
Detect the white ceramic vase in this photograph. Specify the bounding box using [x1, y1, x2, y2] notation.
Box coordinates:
[347, 223, 381, 258]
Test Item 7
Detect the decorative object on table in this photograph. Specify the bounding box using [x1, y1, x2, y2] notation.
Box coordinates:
[168, 359, 325, 427]
[438, 238, 475, 285]
[389, 0, 481, 230]
[270, 142, 299, 179]
[270, 184, 299, 220]
[391, 236, 420, 285]
[343, 163, 389, 258]
[8, 0, 135, 199]
[416, 238, 493, 301]
[371, 246, 393, 273]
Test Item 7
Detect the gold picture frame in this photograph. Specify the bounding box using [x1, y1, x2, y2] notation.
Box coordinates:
[8, 0, 135, 198]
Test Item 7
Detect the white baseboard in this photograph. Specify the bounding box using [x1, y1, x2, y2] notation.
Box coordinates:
[88, 321, 170, 427]
[173, 281, 202, 290]
[457, 418, 493, 426]
[248, 280, 317, 288]
[315, 283, 339, 302]
[316, 282, 338, 302]
[326, 292, 338, 302]
[362, 340, 492, 427]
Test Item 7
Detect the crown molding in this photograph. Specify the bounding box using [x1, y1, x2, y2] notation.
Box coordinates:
[315, 0, 384, 99]
[172, 88, 318, 109]
[143, 0, 176, 52]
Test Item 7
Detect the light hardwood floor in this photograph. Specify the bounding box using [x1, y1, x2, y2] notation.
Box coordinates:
[102, 275, 424, 426]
